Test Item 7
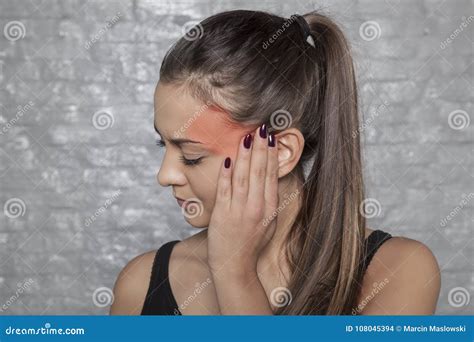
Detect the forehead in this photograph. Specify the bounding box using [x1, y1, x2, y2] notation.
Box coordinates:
[154, 83, 205, 129]
[153, 83, 256, 155]
[154, 83, 247, 136]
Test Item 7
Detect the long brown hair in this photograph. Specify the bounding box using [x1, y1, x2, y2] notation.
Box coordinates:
[159, 9, 366, 314]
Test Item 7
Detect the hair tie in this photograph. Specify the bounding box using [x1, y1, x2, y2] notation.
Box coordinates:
[292, 14, 316, 48]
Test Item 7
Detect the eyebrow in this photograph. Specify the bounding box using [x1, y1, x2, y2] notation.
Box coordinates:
[154, 123, 202, 146]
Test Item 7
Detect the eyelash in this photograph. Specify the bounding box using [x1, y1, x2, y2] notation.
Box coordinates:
[155, 139, 203, 166]
[179, 155, 203, 166]
[155, 138, 166, 147]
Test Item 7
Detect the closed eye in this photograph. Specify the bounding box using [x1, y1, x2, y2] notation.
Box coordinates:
[155, 139, 203, 166]
[179, 155, 203, 166]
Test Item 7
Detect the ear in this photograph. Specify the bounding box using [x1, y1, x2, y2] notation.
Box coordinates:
[274, 128, 305, 178]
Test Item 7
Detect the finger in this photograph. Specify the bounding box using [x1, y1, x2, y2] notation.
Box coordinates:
[231, 130, 254, 208]
[215, 156, 232, 210]
[263, 131, 279, 225]
[247, 124, 268, 213]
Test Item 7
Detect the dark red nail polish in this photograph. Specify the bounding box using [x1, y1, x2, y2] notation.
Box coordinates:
[243, 134, 252, 149]
[268, 132, 275, 147]
[259, 123, 267, 139]
[224, 157, 231, 168]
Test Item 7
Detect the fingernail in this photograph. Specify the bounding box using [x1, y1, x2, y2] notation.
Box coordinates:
[224, 157, 231, 168]
[259, 123, 267, 139]
[243, 134, 252, 149]
[268, 132, 275, 147]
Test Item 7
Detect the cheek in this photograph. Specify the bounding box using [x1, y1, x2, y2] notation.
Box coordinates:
[186, 158, 222, 208]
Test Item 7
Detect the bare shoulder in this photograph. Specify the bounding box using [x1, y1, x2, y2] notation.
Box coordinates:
[366, 236, 440, 278]
[109, 230, 209, 315]
[110, 249, 157, 315]
[357, 234, 441, 315]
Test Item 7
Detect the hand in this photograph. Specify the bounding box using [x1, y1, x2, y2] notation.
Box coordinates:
[207, 123, 279, 277]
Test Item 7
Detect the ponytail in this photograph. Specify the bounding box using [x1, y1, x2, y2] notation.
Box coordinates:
[276, 12, 366, 315]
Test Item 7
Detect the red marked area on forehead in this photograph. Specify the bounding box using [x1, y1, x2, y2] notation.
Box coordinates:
[186, 105, 256, 156]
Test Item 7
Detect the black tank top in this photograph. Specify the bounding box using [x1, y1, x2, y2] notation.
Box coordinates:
[140, 229, 393, 315]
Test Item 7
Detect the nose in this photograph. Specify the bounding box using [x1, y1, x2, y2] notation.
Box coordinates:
[156, 149, 187, 187]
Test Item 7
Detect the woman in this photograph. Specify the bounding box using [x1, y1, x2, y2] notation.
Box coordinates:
[110, 9, 441, 315]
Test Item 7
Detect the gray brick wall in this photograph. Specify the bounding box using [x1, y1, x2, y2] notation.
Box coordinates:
[0, 0, 472, 315]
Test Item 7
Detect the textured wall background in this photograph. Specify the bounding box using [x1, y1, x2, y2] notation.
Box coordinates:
[0, 0, 472, 315]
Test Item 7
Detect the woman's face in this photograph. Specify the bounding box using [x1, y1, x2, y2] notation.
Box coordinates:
[154, 82, 257, 228]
